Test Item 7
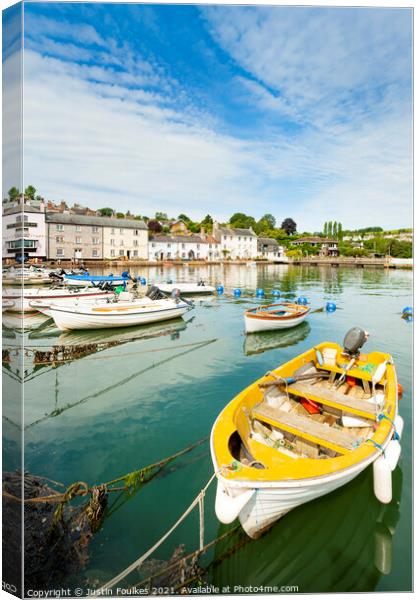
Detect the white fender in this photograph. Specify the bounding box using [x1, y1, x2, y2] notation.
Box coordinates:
[373, 456, 392, 504]
[395, 415, 404, 440]
[215, 482, 255, 524]
[385, 440, 401, 472]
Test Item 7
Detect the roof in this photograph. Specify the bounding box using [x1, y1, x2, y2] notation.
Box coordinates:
[206, 235, 220, 244]
[150, 235, 206, 243]
[217, 227, 256, 237]
[3, 205, 43, 215]
[257, 237, 279, 246]
[45, 212, 147, 230]
[294, 237, 336, 244]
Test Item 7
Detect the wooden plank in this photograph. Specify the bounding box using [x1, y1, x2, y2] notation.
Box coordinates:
[252, 404, 357, 454]
[287, 381, 376, 420]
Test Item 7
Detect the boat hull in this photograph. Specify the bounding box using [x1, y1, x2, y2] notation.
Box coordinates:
[49, 303, 190, 331]
[214, 456, 377, 538]
[3, 289, 113, 313]
[244, 311, 308, 333]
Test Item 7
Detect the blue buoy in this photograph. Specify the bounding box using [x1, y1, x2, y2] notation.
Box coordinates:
[217, 285, 224, 294]
[121, 271, 130, 278]
[326, 301, 337, 313]
[402, 306, 413, 316]
[297, 296, 308, 305]
[272, 289, 281, 297]
[233, 288, 241, 297]
[256, 288, 265, 297]
[405, 315, 413, 322]
[140, 277, 147, 286]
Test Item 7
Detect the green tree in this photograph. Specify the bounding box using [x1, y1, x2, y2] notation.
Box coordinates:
[25, 185, 36, 200]
[200, 214, 213, 233]
[323, 222, 328, 236]
[155, 212, 168, 221]
[280, 218, 297, 235]
[332, 221, 337, 238]
[116, 212, 125, 219]
[261, 213, 276, 229]
[337, 222, 343, 241]
[8, 187, 20, 201]
[229, 212, 257, 230]
[99, 207, 113, 217]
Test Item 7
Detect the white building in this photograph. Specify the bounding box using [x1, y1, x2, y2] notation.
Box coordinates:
[257, 237, 286, 261]
[213, 222, 258, 259]
[2, 204, 47, 262]
[103, 221, 148, 260]
[149, 234, 208, 260]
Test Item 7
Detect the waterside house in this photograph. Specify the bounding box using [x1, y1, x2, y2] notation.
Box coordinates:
[149, 233, 212, 261]
[257, 237, 286, 261]
[46, 213, 148, 261]
[2, 204, 47, 261]
[292, 237, 339, 257]
[212, 221, 258, 259]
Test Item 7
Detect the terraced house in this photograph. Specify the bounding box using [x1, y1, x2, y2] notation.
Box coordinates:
[212, 221, 258, 259]
[46, 213, 148, 261]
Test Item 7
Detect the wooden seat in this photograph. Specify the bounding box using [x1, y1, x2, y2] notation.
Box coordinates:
[252, 404, 359, 455]
[287, 381, 376, 420]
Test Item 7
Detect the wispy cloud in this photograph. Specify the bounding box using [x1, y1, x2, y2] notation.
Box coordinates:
[15, 4, 414, 229]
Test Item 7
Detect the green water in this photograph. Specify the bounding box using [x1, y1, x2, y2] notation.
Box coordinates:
[3, 264, 413, 592]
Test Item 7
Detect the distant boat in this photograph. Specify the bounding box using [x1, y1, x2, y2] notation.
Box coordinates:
[211, 330, 402, 538]
[156, 281, 215, 295]
[244, 302, 310, 333]
[2, 266, 52, 286]
[47, 294, 192, 331]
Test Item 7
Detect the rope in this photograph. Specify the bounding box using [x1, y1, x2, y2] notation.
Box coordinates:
[93, 473, 217, 595]
[365, 439, 385, 455]
[377, 413, 399, 439]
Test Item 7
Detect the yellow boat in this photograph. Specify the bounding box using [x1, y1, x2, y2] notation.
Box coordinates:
[210, 328, 403, 538]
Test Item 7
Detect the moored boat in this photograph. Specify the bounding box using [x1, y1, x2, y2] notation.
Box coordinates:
[62, 273, 131, 287]
[47, 293, 192, 331]
[155, 281, 215, 295]
[3, 287, 114, 313]
[244, 302, 310, 333]
[211, 328, 402, 538]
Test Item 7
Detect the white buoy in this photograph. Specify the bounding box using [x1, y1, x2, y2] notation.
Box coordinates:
[215, 483, 255, 524]
[395, 414, 404, 440]
[385, 439, 401, 471]
[373, 456, 392, 504]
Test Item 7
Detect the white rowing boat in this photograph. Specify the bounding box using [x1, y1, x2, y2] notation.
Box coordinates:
[244, 302, 310, 333]
[3, 287, 114, 313]
[47, 296, 192, 331]
[155, 282, 215, 295]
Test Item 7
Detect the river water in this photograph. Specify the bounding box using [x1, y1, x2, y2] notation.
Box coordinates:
[3, 264, 413, 592]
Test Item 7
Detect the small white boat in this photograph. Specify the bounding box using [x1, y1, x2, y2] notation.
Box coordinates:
[3, 287, 114, 313]
[2, 299, 15, 312]
[156, 282, 215, 295]
[2, 267, 53, 286]
[244, 302, 310, 334]
[47, 294, 192, 331]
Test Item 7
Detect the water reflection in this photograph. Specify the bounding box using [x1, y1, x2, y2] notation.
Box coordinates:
[211, 467, 403, 593]
[243, 321, 310, 356]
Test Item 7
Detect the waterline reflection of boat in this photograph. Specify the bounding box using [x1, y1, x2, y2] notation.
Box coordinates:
[211, 467, 402, 592]
[244, 302, 310, 333]
[2, 311, 52, 332]
[211, 331, 401, 538]
[243, 322, 310, 356]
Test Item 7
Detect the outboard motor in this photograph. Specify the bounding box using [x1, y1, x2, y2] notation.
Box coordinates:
[146, 285, 166, 301]
[171, 288, 181, 302]
[343, 327, 369, 357]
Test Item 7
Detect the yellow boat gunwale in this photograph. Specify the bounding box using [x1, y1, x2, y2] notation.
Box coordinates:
[211, 342, 397, 482]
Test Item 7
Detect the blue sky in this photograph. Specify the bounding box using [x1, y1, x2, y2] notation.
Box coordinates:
[4, 2, 413, 229]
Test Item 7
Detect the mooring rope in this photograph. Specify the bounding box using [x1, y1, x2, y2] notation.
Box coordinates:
[93, 473, 217, 595]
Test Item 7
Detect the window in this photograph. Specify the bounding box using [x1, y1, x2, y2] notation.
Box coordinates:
[151, 242, 156, 248]
[182, 252, 186, 258]
[110, 239, 115, 246]
[133, 250, 138, 257]
[134, 230, 139, 236]
[182, 243, 185, 249]
[76, 237, 82, 244]
[133, 239, 138, 246]
[120, 228, 124, 234]
[56, 224, 64, 231]
[119, 250, 124, 256]
[92, 226, 99, 233]
[167, 243, 171, 248]
[197, 244, 200, 249]
[92, 238, 99, 245]
[111, 228, 115, 235]
[56, 236, 64, 243]
[57, 248, 64, 257]
[238, 237, 241, 241]
[120, 239, 124, 246]
[76, 226, 81, 232]
[224, 236, 227, 240]
[110, 249, 115, 257]
[92, 249, 98, 257]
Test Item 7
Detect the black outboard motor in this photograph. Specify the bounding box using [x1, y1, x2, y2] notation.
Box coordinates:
[343, 327, 369, 357]
[146, 285, 166, 301]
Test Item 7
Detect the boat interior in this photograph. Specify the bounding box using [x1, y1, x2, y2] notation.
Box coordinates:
[230, 355, 389, 467]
